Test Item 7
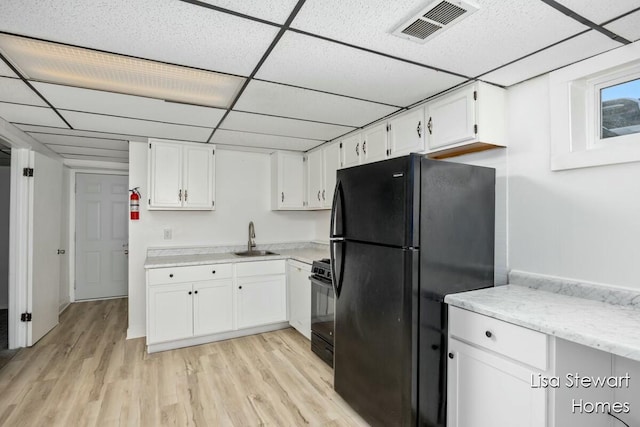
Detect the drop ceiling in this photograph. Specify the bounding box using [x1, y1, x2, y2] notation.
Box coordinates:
[0, 0, 638, 163]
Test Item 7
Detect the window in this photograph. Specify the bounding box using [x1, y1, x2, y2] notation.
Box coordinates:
[600, 78, 640, 140]
[549, 43, 640, 171]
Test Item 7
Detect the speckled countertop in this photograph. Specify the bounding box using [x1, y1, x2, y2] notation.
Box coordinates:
[445, 272, 640, 362]
[144, 242, 329, 268]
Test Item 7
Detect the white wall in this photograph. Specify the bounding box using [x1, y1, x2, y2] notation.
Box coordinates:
[128, 142, 327, 338]
[0, 166, 10, 309]
[507, 75, 640, 290]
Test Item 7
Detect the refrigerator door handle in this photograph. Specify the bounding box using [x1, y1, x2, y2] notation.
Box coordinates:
[330, 180, 344, 238]
[330, 239, 345, 298]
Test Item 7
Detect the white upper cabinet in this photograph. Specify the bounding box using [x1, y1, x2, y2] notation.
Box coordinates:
[271, 151, 305, 210]
[361, 123, 388, 164]
[322, 142, 341, 208]
[425, 82, 506, 156]
[388, 107, 425, 157]
[341, 133, 362, 168]
[307, 149, 323, 209]
[148, 139, 215, 210]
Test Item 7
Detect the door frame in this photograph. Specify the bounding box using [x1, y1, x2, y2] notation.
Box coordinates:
[68, 169, 129, 303]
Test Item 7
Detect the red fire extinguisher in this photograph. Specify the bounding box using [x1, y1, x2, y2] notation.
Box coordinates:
[130, 187, 141, 220]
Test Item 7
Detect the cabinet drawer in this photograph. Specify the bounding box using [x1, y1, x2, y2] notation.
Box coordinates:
[449, 306, 548, 370]
[236, 260, 286, 277]
[148, 263, 232, 285]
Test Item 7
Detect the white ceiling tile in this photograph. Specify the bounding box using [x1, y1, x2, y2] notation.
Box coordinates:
[60, 111, 213, 142]
[197, 0, 299, 24]
[291, 0, 588, 77]
[0, 0, 279, 76]
[33, 83, 225, 128]
[211, 129, 320, 151]
[220, 110, 354, 141]
[482, 31, 621, 86]
[235, 80, 399, 127]
[605, 11, 640, 42]
[61, 153, 129, 163]
[0, 60, 17, 77]
[28, 133, 129, 151]
[0, 77, 46, 106]
[0, 102, 67, 127]
[47, 144, 128, 158]
[555, 0, 640, 25]
[256, 32, 466, 106]
[15, 124, 147, 142]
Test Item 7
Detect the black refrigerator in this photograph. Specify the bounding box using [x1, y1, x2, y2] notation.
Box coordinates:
[329, 154, 495, 427]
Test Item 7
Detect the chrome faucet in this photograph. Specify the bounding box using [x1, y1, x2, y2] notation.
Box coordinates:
[248, 221, 256, 252]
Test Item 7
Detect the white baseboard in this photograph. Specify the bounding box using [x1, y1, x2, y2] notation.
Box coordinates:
[58, 302, 70, 314]
[127, 325, 146, 340]
[146, 322, 291, 353]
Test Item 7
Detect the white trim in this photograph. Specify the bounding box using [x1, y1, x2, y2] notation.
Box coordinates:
[58, 302, 70, 314]
[68, 168, 128, 303]
[8, 149, 31, 349]
[26, 151, 35, 346]
[550, 41, 640, 171]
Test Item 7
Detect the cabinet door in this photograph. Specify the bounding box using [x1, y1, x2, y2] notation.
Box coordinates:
[388, 107, 425, 157]
[322, 142, 341, 208]
[426, 85, 476, 150]
[236, 275, 287, 329]
[183, 144, 214, 209]
[148, 283, 193, 343]
[279, 152, 305, 209]
[193, 279, 233, 336]
[362, 123, 388, 164]
[341, 133, 361, 168]
[287, 262, 312, 340]
[149, 141, 183, 208]
[307, 149, 323, 209]
[447, 338, 546, 427]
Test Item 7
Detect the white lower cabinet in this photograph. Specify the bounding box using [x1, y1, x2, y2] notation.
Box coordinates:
[447, 307, 548, 427]
[287, 260, 312, 339]
[236, 275, 287, 329]
[146, 259, 288, 352]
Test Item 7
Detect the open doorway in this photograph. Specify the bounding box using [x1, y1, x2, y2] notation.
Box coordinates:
[0, 141, 13, 362]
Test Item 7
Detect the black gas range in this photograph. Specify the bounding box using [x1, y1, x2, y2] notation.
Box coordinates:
[309, 258, 334, 367]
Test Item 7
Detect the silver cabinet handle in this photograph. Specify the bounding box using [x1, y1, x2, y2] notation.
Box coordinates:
[363, 141, 367, 155]
[281, 192, 284, 202]
[427, 117, 433, 135]
[184, 189, 188, 201]
[178, 189, 182, 201]
[417, 121, 422, 138]
[355, 142, 359, 156]
[317, 190, 321, 201]
[322, 190, 325, 201]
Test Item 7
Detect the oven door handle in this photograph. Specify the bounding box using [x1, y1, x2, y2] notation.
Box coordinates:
[309, 276, 333, 290]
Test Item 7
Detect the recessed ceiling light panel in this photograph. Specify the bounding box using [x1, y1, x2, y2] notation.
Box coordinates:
[392, 0, 479, 44]
[0, 34, 245, 108]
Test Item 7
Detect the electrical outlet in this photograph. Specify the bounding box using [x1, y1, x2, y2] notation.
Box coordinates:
[163, 228, 172, 240]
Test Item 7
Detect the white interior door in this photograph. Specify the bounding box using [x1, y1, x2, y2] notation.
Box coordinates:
[28, 152, 62, 346]
[75, 173, 128, 300]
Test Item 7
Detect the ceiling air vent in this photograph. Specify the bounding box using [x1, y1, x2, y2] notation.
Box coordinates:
[392, 0, 479, 44]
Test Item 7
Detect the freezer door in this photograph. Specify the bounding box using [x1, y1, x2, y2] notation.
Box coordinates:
[334, 155, 420, 247]
[334, 241, 418, 426]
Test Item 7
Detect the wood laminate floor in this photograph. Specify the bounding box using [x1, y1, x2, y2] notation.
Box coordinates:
[0, 298, 368, 426]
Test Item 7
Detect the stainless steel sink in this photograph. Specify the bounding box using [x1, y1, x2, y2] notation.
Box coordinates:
[233, 250, 279, 257]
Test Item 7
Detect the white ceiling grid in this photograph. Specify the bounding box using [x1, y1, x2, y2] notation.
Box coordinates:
[235, 80, 399, 127]
[481, 31, 621, 86]
[0, 0, 637, 162]
[0, 77, 46, 106]
[605, 11, 640, 42]
[256, 31, 467, 106]
[33, 83, 227, 128]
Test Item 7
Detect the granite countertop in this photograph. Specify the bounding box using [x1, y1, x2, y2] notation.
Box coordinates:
[144, 242, 329, 269]
[445, 274, 640, 362]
